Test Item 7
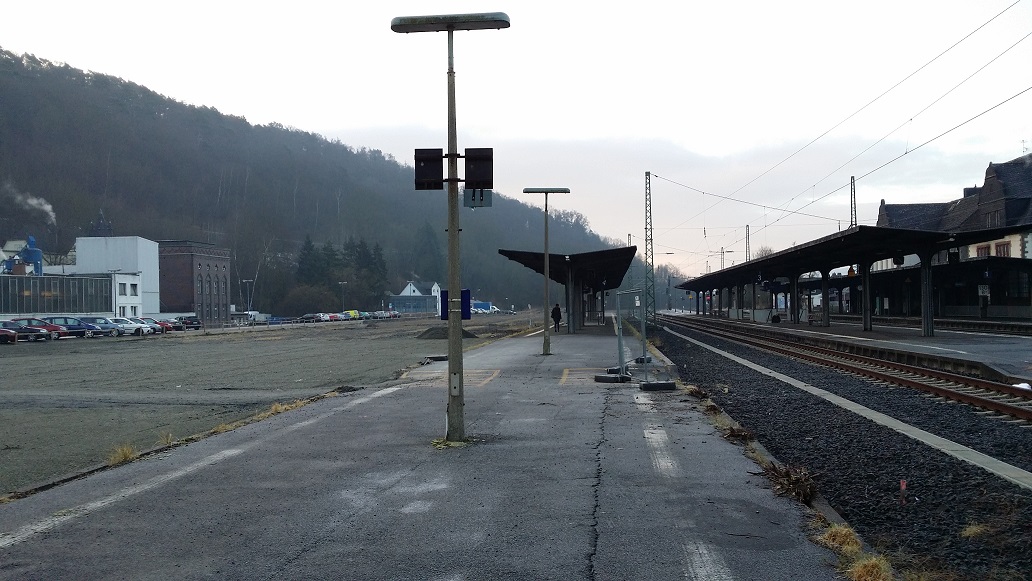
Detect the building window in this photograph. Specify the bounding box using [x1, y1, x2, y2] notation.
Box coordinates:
[197, 275, 203, 296]
[130, 283, 138, 296]
[119, 306, 126, 317]
[995, 242, 1011, 257]
[118, 282, 127, 296]
[976, 245, 991, 257]
[131, 306, 138, 316]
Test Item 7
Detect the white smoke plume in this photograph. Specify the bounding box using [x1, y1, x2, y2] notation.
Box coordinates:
[2, 181, 57, 225]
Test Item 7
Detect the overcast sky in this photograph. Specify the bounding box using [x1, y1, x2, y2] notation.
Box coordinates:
[2, 1, 1030, 276]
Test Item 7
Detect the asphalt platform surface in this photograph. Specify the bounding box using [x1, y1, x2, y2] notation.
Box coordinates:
[0, 325, 841, 580]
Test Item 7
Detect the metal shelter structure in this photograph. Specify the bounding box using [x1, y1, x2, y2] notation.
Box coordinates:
[499, 246, 637, 333]
[676, 225, 1029, 337]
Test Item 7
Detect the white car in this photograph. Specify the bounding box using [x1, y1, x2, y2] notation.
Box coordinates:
[110, 317, 153, 336]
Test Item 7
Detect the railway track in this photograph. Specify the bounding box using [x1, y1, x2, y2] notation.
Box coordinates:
[656, 313, 1032, 423]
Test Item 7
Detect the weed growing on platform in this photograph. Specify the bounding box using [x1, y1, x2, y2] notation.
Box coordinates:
[157, 432, 175, 446]
[107, 443, 139, 466]
[431, 438, 472, 450]
[762, 462, 816, 503]
[722, 425, 755, 443]
[683, 384, 708, 399]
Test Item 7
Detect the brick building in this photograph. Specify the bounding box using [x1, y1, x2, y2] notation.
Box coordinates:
[158, 240, 231, 326]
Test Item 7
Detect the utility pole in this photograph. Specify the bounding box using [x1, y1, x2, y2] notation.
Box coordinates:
[850, 176, 857, 228]
[644, 171, 655, 324]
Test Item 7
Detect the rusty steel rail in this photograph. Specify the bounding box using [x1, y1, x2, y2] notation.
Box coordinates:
[658, 314, 1032, 422]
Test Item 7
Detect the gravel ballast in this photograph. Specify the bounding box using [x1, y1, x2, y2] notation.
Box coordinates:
[658, 324, 1032, 579]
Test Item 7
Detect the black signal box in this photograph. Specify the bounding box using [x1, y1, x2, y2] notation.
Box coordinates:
[464, 148, 493, 190]
[414, 148, 444, 190]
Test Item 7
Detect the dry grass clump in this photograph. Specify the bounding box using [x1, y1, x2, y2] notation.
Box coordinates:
[431, 437, 471, 450]
[722, 425, 754, 443]
[816, 523, 863, 557]
[762, 462, 816, 503]
[107, 443, 139, 466]
[845, 555, 893, 581]
[254, 399, 307, 421]
[959, 523, 991, 539]
[811, 522, 894, 581]
[702, 401, 722, 415]
[157, 432, 175, 446]
[683, 384, 708, 399]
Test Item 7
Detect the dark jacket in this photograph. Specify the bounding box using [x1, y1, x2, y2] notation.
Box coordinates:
[550, 305, 562, 323]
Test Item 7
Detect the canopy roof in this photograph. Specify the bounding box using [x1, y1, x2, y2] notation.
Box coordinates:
[676, 224, 1029, 291]
[499, 246, 637, 292]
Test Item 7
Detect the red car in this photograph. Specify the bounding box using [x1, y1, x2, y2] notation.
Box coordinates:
[0, 327, 17, 344]
[141, 317, 173, 333]
[10, 317, 69, 340]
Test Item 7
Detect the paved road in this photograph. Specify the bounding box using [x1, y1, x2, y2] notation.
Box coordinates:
[0, 330, 840, 580]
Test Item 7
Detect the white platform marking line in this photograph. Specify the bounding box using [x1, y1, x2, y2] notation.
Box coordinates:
[635, 395, 679, 477]
[635, 393, 736, 580]
[665, 327, 1032, 491]
[0, 449, 243, 549]
[0, 386, 406, 550]
[682, 540, 736, 581]
[643, 428, 678, 477]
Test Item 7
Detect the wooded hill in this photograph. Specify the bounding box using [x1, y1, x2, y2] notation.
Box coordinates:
[0, 48, 672, 315]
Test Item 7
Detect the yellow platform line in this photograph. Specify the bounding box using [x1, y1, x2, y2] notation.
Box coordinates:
[560, 368, 607, 385]
[401, 369, 500, 387]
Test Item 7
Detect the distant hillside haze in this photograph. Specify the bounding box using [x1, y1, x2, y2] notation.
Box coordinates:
[0, 48, 671, 315]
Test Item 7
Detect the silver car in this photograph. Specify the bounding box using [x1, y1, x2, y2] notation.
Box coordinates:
[109, 317, 153, 336]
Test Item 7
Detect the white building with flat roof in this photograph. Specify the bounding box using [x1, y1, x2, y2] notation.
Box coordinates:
[44, 236, 160, 315]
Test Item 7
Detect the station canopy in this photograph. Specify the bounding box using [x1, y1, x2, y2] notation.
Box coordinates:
[676, 224, 1029, 292]
[499, 246, 637, 292]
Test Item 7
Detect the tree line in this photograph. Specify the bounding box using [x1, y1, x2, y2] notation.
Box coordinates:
[0, 48, 681, 315]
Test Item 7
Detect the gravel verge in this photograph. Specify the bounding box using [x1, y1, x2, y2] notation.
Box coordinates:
[657, 324, 1032, 580]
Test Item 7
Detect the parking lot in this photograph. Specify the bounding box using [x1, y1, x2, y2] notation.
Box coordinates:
[0, 314, 532, 495]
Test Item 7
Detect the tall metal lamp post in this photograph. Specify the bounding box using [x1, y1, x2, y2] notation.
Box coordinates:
[392, 12, 509, 442]
[523, 187, 569, 356]
[338, 281, 347, 313]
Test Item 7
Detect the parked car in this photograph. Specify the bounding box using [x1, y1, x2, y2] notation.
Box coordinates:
[131, 317, 164, 334]
[78, 316, 124, 336]
[10, 317, 69, 340]
[157, 318, 184, 332]
[299, 313, 329, 323]
[0, 319, 50, 342]
[0, 327, 16, 344]
[175, 316, 202, 330]
[43, 316, 103, 338]
[110, 317, 152, 336]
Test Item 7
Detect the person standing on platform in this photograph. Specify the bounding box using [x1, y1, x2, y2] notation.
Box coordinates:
[551, 303, 562, 332]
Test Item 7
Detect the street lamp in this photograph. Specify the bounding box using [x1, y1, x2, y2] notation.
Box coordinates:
[393, 12, 509, 442]
[338, 281, 347, 313]
[523, 187, 569, 356]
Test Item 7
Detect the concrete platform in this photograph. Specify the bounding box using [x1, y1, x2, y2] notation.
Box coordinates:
[0, 325, 841, 580]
